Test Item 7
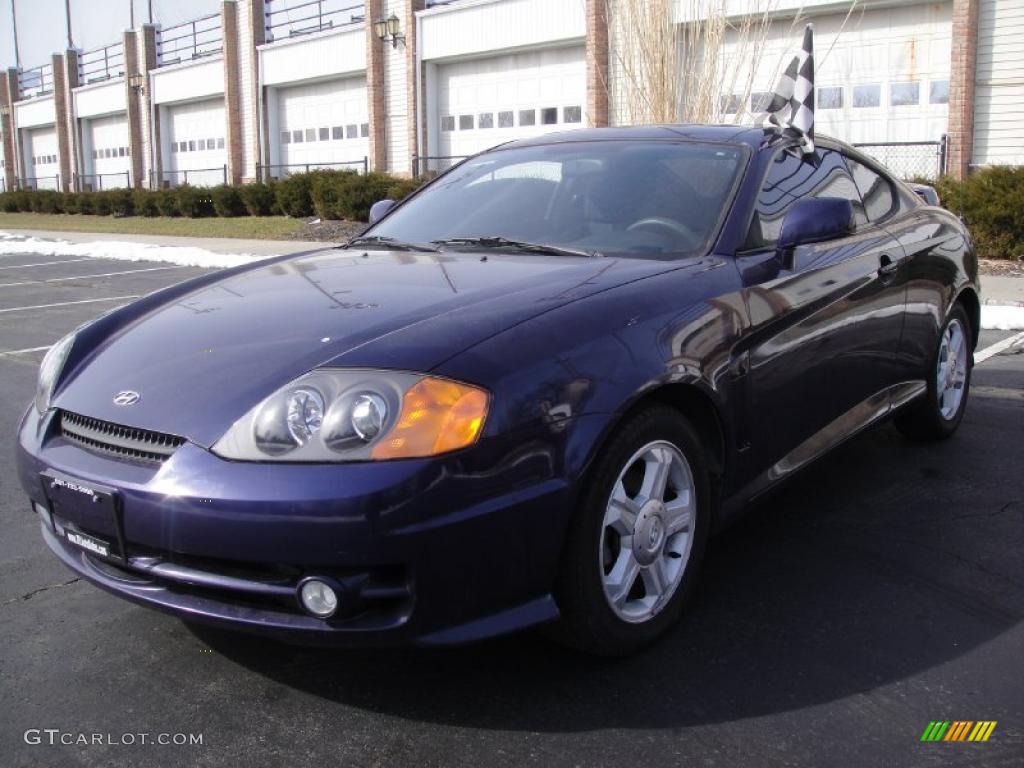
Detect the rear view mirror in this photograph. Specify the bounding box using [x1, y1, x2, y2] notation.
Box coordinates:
[368, 199, 396, 225]
[778, 197, 854, 253]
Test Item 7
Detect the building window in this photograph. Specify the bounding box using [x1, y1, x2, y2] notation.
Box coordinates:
[478, 112, 494, 129]
[319, 127, 329, 141]
[293, 130, 303, 143]
[305, 128, 316, 142]
[498, 110, 513, 128]
[890, 81, 920, 106]
[564, 106, 582, 123]
[217, 137, 224, 149]
[118, 147, 126, 157]
[346, 124, 357, 138]
[930, 80, 950, 105]
[441, 115, 455, 132]
[360, 123, 369, 137]
[541, 107, 558, 125]
[459, 114, 474, 130]
[281, 131, 291, 144]
[519, 109, 535, 126]
[817, 86, 843, 109]
[852, 84, 881, 108]
[332, 126, 343, 140]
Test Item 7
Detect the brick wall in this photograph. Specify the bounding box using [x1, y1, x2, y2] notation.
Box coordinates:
[222, 1, 244, 184]
[586, 0, 609, 128]
[947, 0, 979, 178]
[366, 0, 387, 172]
[0, 69, 17, 190]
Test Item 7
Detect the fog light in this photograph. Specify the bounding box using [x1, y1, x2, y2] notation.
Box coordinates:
[33, 502, 53, 532]
[298, 578, 338, 618]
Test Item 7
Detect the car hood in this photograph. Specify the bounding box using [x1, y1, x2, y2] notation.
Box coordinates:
[53, 248, 672, 446]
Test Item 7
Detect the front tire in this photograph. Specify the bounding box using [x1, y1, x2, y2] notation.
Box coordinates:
[895, 304, 972, 440]
[550, 406, 711, 656]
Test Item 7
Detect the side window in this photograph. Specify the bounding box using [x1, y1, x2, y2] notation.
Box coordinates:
[844, 155, 897, 222]
[745, 148, 866, 249]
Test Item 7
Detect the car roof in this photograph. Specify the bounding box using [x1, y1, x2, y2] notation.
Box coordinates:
[493, 124, 776, 152]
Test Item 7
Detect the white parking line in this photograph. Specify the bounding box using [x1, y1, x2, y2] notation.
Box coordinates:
[975, 330, 1024, 365]
[0, 265, 185, 288]
[0, 295, 140, 314]
[0, 257, 95, 270]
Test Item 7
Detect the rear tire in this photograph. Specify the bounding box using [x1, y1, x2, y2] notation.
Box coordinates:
[550, 406, 711, 656]
[895, 304, 972, 441]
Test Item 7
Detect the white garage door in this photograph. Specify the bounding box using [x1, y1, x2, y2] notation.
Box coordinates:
[166, 99, 227, 186]
[973, 0, 1024, 167]
[83, 113, 131, 189]
[437, 46, 585, 160]
[0, 139, 6, 192]
[24, 127, 59, 190]
[276, 77, 369, 175]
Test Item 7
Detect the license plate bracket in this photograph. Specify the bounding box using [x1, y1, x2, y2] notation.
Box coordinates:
[40, 471, 126, 561]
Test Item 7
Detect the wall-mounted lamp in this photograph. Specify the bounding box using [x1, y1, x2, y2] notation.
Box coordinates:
[373, 14, 404, 49]
[127, 72, 145, 94]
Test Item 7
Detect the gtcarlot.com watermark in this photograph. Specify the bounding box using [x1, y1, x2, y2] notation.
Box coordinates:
[25, 729, 203, 747]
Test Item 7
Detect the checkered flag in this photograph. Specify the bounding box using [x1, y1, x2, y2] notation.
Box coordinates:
[760, 24, 815, 155]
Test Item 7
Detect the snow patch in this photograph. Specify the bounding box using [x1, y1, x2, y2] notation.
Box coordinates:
[981, 304, 1024, 331]
[0, 231, 266, 269]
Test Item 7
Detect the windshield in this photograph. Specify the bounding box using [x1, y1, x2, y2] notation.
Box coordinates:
[368, 140, 746, 259]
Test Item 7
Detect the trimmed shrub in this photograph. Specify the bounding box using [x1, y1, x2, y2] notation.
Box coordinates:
[91, 191, 113, 216]
[274, 173, 316, 218]
[107, 188, 135, 217]
[388, 177, 426, 203]
[176, 185, 216, 218]
[133, 189, 161, 217]
[210, 184, 246, 217]
[239, 180, 278, 216]
[309, 171, 410, 221]
[155, 188, 181, 217]
[77, 192, 96, 215]
[29, 190, 63, 214]
[933, 167, 1024, 260]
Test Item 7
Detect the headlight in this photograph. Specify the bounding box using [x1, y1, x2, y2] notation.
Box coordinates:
[35, 333, 76, 414]
[213, 369, 489, 462]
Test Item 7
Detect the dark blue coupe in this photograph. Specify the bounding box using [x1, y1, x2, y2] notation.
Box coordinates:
[17, 126, 979, 654]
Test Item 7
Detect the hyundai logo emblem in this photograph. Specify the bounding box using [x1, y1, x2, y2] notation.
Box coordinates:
[113, 390, 141, 406]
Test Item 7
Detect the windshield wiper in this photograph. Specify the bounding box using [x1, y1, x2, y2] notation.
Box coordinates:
[343, 235, 438, 252]
[431, 236, 601, 258]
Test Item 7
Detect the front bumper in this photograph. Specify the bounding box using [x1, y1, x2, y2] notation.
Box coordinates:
[17, 407, 586, 646]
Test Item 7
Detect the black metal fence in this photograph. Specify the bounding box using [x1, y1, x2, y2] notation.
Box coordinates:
[157, 13, 223, 67]
[256, 158, 368, 180]
[151, 166, 227, 188]
[853, 136, 948, 181]
[74, 171, 131, 191]
[412, 154, 469, 177]
[79, 42, 125, 85]
[264, 0, 365, 42]
[17, 175, 61, 191]
[18, 64, 54, 98]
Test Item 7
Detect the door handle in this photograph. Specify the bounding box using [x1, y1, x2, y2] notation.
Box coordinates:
[878, 254, 899, 277]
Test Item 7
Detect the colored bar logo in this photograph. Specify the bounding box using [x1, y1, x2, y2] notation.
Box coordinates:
[920, 721, 997, 742]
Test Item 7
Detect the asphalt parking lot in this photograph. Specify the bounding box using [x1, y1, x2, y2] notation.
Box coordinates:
[0, 249, 1021, 768]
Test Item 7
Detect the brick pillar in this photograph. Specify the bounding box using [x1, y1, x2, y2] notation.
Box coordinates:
[238, 0, 265, 182]
[0, 69, 18, 191]
[130, 25, 159, 188]
[586, 0, 610, 128]
[222, 1, 243, 184]
[366, 0, 387, 173]
[405, 0, 424, 176]
[53, 50, 79, 192]
[948, 0, 980, 179]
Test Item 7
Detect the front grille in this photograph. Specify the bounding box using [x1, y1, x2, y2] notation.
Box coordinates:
[59, 410, 185, 464]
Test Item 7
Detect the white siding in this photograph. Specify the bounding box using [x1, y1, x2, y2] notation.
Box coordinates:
[261, 26, 366, 85]
[74, 79, 127, 119]
[164, 98, 228, 186]
[419, 0, 585, 61]
[384, 0, 409, 175]
[272, 77, 369, 173]
[81, 113, 131, 188]
[436, 46, 586, 157]
[973, 0, 1024, 167]
[151, 57, 225, 105]
[15, 96, 57, 129]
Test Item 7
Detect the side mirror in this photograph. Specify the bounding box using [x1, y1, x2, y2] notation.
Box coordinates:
[778, 197, 854, 253]
[909, 183, 940, 207]
[368, 199, 395, 225]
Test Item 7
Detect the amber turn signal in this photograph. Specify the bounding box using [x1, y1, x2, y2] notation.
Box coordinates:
[371, 377, 489, 459]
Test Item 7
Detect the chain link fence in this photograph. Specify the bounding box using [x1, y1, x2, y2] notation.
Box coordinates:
[853, 136, 947, 181]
